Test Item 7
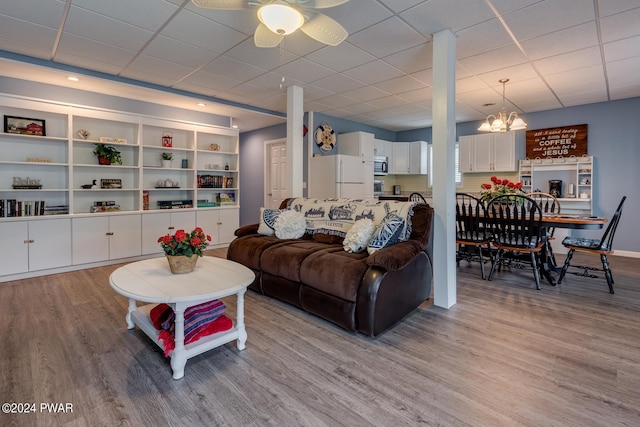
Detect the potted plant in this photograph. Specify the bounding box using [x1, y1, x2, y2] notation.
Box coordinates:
[158, 227, 212, 274]
[161, 152, 173, 168]
[93, 144, 123, 165]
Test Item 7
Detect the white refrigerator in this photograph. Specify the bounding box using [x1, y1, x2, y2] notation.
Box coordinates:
[308, 154, 369, 199]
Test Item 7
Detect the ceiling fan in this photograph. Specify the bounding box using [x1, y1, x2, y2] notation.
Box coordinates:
[191, 0, 349, 47]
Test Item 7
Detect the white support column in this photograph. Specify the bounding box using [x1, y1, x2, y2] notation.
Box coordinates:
[287, 85, 304, 197]
[431, 30, 457, 308]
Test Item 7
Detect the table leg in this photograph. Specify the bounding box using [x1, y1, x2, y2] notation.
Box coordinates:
[126, 299, 136, 329]
[236, 288, 247, 351]
[170, 305, 187, 380]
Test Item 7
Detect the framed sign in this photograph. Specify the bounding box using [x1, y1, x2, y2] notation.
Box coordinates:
[4, 115, 46, 136]
[526, 124, 588, 159]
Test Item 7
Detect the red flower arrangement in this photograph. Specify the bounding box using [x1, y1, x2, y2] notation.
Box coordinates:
[158, 227, 212, 257]
[480, 176, 524, 202]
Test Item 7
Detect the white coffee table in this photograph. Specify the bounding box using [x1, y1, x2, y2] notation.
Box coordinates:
[109, 256, 255, 379]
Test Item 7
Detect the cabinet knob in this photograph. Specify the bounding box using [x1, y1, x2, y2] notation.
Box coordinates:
[24, 239, 34, 244]
[217, 222, 222, 225]
[106, 232, 114, 236]
[168, 226, 175, 230]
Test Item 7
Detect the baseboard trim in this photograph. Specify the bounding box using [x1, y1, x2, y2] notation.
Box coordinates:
[613, 250, 640, 259]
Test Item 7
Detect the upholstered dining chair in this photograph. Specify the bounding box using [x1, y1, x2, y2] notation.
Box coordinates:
[409, 192, 427, 203]
[527, 191, 561, 266]
[486, 194, 545, 290]
[455, 193, 493, 279]
[558, 196, 627, 294]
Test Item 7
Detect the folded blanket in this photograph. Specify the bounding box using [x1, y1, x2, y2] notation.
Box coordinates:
[150, 299, 233, 357]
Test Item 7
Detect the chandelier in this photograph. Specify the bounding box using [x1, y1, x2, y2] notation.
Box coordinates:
[478, 78, 527, 132]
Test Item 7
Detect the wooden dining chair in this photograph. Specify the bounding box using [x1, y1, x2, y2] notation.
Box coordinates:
[486, 194, 545, 290]
[527, 191, 561, 266]
[557, 196, 627, 294]
[409, 192, 427, 203]
[455, 193, 493, 279]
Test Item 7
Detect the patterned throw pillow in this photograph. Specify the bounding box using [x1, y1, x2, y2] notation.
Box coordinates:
[274, 210, 307, 239]
[343, 219, 376, 253]
[367, 213, 405, 255]
[258, 207, 283, 236]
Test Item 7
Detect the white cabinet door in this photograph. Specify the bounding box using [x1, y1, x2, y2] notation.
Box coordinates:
[0, 221, 29, 275]
[196, 208, 239, 245]
[391, 143, 410, 174]
[374, 139, 392, 158]
[458, 136, 474, 173]
[492, 132, 517, 171]
[141, 211, 196, 255]
[28, 218, 71, 271]
[459, 132, 521, 172]
[73, 216, 110, 265]
[472, 133, 494, 172]
[338, 132, 374, 159]
[409, 141, 428, 174]
[109, 214, 141, 260]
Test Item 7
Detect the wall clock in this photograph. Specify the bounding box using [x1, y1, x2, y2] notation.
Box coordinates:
[314, 121, 336, 152]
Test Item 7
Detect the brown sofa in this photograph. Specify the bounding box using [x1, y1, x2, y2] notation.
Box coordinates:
[227, 198, 434, 337]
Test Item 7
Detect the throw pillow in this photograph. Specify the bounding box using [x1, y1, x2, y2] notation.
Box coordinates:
[367, 213, 405, 255]
[258, 207, 283, 236]
[274, 210, 307, 239]
[343, 219, 376, 253]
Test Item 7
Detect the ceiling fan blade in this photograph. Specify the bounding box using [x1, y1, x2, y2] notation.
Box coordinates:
[254, 23, 284, 47]
[297, 0, 350, 9]
[300, 13, 347, 46]
[191, 0, 250, 9]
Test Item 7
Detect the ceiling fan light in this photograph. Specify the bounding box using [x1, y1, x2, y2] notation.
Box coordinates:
[258, 3, 304, 35]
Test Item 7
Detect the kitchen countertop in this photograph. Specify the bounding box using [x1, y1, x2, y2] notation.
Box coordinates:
[377, 191, 432, 202]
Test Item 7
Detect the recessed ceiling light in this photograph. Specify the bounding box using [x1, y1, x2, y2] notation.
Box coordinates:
[67, 76, 80, 82]
[196, 102, 206, 107]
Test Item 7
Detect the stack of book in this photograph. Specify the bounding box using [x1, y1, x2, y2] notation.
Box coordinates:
[1, 199, 47, 217]
[157, 200, 193, 209]
[44, 205, 69, 215]
[216, 193, 235, 206]
[90, 201, 121, 213]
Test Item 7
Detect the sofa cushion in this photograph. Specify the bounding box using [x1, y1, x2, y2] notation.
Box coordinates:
[343, 218, 376, 253]
[258, 207, 283, 236]
[367, 213, 405, 255]
[261, 240, 337, 283]
[299, 248, 369, 302]
[274, 210, 306, 239]
[226, 234, 283, 271]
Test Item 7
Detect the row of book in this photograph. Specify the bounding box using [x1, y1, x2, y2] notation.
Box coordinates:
[157, 200, 193, 209]
[197, 174, 233, 188]
[1, 200, 70, 217]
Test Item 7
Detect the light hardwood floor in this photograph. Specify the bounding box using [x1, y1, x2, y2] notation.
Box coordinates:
[1, 248, 639, 426]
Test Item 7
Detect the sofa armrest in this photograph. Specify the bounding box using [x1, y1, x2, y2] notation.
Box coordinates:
[366, 240, 423, 272]
[234, 223, 259, 237]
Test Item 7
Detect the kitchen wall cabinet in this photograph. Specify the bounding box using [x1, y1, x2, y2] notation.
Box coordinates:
[459, 131, 523, 173]
[391, 141, 428, 175]
[519, 156, 593, 214]
[0, 95, 240, 282]
[337, 131, 374, 159]
[374, 138, 392, 158]
[0, 218, 71, 275]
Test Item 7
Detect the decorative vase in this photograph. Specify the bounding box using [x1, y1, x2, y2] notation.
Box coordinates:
[98, 156, 111, 165]
[162, 160, 172, 168]
[166, 254, 198, 274]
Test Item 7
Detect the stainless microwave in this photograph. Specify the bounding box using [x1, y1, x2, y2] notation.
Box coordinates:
[374, 156, 388, 175]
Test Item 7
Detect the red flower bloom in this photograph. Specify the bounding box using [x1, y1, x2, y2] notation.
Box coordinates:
[174, 229, 187, 242]
[158, 227, 211, 257]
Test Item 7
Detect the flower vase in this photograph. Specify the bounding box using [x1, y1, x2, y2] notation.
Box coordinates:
[166, 255, 198, 274]
[162, 160, 172, 168]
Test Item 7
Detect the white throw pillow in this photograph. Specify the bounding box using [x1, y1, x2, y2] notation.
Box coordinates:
[343, 219, 376, 253]
[258, 207, 283, 236]
[274, 210, 307, 239]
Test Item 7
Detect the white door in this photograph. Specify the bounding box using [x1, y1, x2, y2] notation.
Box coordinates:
[29, 218, 71, 271]
[265, 139, 287, 209]
[109, 214, 142, 260]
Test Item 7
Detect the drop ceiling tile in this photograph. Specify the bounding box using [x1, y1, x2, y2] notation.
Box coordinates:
[246, 72, 304, 92]
[546, 64, 606, 96]
[343, 60, 404, 85]
[458, 44, 528, 75]
[172, 81, 218, 97]
[224, 39, 297, 70]
[398, 87, 432, 103]
[56, 34, 137, 68]
[118, 68, 179, 87]
[71, 0, 178, 31]
[143, 36, 219, 69]
[186, 5, 257, 35]
[64, 5, 154, 51]
[161, 9, 248, 54]
[503, 0, 596, 41]
[410, 69, 432, 86]
[609, 83, 640, 100]
[559, 89, 608, 106]
[181, 69, 242, 91]
[54, 51, 126, 75]
[368, 95, 409, 109]
[348, 17, 428, 58]
[225, 82, 282, 100]
[477, 63, 539, 87]
[0, 0, 65, 28]
[337, 102, 380, 115]
[382, 43, 433, 74]
[607, 55, 640, 87]
[0, 16, 58, 52]
[600, 6, 640, 43]
[301, 84, 334, 102]
[202, 56, 266, 83]
[373, 74, 426, 96]
[597, 0, 640, 17]
[312, 73, 367, 93]
[0, 37, 51, 60]
[321, 0, 392, 35]
[126, 55, 194, 82]
[604, 35, 640, 62]
[315, 93, 359, 109]
[400, 0, 495, 37]
[273, 58, 335, 84]
[519, 22, 599, 61]
[340, 85, 391, 102]
[456, 18, 513, 60]
[534, 46, 602, 76]
[515, 97, 563, 113]
[306, 43, 376, 73]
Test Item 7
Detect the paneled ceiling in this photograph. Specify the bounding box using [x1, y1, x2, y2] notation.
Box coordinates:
[0, 0, 639, 132]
